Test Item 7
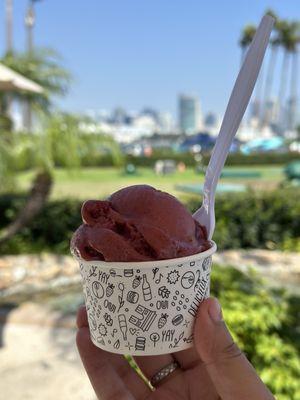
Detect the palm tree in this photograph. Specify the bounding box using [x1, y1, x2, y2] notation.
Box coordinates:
[239, 25, 260, 121]
[260, 9, 280, 127]
[286, 23, 300, 130]
[0, 113, 123, 243]
[276, 20, 299, 131]
[239, 25, 256, 65]
[0, 48, 72, 243]
[1, 48, 71, 114]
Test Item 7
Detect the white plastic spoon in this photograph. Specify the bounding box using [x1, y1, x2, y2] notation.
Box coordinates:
[193, 15, 274, 240]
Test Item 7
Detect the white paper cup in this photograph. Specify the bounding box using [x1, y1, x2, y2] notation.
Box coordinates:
[75, 241, 217, 356]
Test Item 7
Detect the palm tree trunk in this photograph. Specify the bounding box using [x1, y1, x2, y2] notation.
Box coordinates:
[287, 50, 298, 130]
[260, 44, 279, 126]
[253, 63, 264, 121]
[278, 50, 290, 130]
[0, 170, 52, 244]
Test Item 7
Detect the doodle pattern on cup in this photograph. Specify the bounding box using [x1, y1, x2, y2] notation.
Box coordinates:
[80, 255, 211, 355]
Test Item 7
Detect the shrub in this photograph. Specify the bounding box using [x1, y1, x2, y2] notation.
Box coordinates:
[210, 265, 300, 399]
[186, 189, 300, 250]
[0, 189, 300, 254]
[126, 151, 300, 169]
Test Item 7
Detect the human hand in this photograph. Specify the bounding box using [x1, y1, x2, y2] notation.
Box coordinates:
[76, 297, 275, 399]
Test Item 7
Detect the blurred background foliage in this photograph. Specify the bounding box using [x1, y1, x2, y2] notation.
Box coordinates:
[1, 189, 299, 255]
[211, 266, 300, 400]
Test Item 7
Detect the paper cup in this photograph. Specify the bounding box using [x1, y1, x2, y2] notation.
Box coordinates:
[76, 241, 217, 356]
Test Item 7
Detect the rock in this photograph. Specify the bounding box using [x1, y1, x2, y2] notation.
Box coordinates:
[0, 251, 300, 305]
[214, 249, 300, 291]
[0, 255, 82, 304]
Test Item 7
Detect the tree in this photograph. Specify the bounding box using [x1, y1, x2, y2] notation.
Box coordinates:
[1, 47, 71, 116]
[286, 23, 300, 130]
[239, 25, 256, 65]
[276, 20, 299, 131]
[0, 48, 73, 243]
[0, 113, 123, 243]
[260, 10, 281, 127]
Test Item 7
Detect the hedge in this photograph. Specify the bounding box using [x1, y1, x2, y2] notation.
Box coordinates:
[0, 189, 299, 255]
[210, 266, 300, 399]
[126, 151, 300, 168]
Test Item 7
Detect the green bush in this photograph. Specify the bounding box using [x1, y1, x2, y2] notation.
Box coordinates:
[203, 151, 300, 166]
[126, 151, 300, 169]
[0, 194, 82, 254]
[0, 188, 300, 254]
[210, 265, 300, 399]
[186, 189, 300, 250]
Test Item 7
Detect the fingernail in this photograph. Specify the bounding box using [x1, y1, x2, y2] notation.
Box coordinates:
[208, 298, 223, 322]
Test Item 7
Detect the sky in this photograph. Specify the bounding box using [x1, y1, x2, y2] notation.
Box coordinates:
[0, 0, 299, 120]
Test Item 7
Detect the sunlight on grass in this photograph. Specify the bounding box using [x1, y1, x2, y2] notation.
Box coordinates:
[16, 166, 284, 200]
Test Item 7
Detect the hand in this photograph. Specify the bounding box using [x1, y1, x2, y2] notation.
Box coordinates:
[76, 297, 275, 399]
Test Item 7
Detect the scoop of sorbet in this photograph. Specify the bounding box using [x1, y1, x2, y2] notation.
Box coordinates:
[70, 185, 210, 262]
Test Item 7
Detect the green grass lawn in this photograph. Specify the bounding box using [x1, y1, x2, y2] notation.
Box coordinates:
[15, 165, 284, 200]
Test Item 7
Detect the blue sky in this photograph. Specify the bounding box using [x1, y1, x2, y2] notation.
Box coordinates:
[0, 0, 299, 119]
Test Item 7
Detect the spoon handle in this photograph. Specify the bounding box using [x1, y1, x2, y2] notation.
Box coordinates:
[194, 15, 274, 239]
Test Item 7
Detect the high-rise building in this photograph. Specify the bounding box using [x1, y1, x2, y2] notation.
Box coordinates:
[178, 94, 202, 134]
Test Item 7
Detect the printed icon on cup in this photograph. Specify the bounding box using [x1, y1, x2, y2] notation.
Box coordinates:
[132, 275, 142, 289]
[129, 327, 140, 335]
[117, 282, 125, 312]
[169, 331, 184, 349]
[97, 336, 105, 346]
[172, 290, 189, 312]
[92, 281, 105, 299]
[162, 329, 175, 342]
[142, 274, 152, 301]
[113, 339, 120, 349]
[103, 313, 113, 326]
[181, 271, 195, 289]
[89, 313, 97, 331]
[189, 277, 208, 317]
[202, 257, 212, 271]
[150, 332, 160, 347]
[98, 323, 108, 337]
[135, 336, 146, 351]
[158, 313, 169, 329]
[129, 305, 157, 332]
[183, 333, 194, 344]
[156, 300, 169, 310]
[155, 273, 163, 284]
[172, 314, 183, 326]
[106, 283, 115, 297]
[111, 328, 117, 338]
[118, 314, 128, 340]
[167, 270, 180, 284]
[125, 341, 133, 351]
[183, 319, 190, 328]
[88, 266, 97, 278]
[127, 291, 139, 304]
[109, 268, 122, 278]
[158, 285, 170, 298]
[124, 269, 134, 277]
[152, 267, 159, 280]
[104, 299, 116, 314]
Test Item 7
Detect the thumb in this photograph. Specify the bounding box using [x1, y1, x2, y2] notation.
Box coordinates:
[194, 297, 275, 400]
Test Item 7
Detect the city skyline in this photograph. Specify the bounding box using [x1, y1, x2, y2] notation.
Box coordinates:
[0, 1, 299, 119]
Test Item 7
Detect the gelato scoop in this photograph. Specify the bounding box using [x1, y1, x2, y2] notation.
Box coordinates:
[71, 185, 210, 262]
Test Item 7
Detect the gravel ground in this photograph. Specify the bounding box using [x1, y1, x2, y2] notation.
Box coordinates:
[0, 303, 96, 400]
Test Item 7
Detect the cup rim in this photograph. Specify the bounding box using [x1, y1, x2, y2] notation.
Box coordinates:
[73, 240, 217, 269]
